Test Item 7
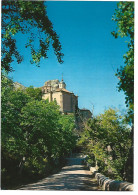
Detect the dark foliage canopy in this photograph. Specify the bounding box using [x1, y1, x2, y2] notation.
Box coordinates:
[2, 0, 64, 72]
[112, 2, 134, 115]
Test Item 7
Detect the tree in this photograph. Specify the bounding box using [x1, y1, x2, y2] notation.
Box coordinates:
[111, 2, 134, 121]
[58, 114, 77, 156]
[1, 76, 30, 185]
[112, 2, 134, 182]
[20, 100, 61, 175]
[1, 76, 77, 188]
[25, 86, 42, 100]
[78, 108, 132, 181]
[1, 0, 64, 72]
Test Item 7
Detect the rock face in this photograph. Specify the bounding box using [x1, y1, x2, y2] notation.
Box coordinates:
[44, 80, 60, 91]
[13, 82, 26, 90]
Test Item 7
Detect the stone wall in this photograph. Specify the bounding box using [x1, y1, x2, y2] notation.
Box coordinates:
[86, 163, 133, 191]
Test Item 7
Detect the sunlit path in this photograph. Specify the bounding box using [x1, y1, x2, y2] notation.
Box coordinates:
[18, 154, 102, 191]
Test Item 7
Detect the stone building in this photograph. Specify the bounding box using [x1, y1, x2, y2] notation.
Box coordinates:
[41, 78, 78, 114]
[76, 108, 92, 130]
[41, 78, 92, 130]
[78, 108, 92, 121]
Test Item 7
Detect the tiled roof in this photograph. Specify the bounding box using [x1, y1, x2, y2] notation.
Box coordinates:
[55, 88, 73, 94]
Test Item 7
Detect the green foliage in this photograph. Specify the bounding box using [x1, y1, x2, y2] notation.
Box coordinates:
[25, 86, 42, 100]
[112, 2, 134, 39]
[78, 108, 132, 181]
[111, 2, 134, 182]
[59, 114, 77, 155]
[1, 76, 30, 185]
[21, 100, 61, 159]
[112, 2, 134, 121]
[2, 0, 64, 72]
[1, 76, 76, 189]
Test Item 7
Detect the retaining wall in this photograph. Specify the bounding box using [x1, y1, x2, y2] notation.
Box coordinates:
[87, 163, 133, 191]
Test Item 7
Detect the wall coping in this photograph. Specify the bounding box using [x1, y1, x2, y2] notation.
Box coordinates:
[86, 162, 133, 191]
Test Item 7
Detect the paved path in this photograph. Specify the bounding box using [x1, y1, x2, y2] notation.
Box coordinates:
[18, 154, 102, 191]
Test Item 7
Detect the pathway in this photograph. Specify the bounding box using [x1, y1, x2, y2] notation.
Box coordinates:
[18, 154, 102, 191]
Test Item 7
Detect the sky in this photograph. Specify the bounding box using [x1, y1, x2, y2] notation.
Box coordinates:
[8, 1, 129, 116]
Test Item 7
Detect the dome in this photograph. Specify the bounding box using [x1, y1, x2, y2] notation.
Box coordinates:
[59, 77, 66, 89]
[60, 80, 65, 84]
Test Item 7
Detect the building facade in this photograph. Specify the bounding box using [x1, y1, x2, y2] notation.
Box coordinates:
[41, 79, 78, 114]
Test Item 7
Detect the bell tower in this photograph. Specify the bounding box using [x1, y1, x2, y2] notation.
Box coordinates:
[59, 74, 66, 89]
